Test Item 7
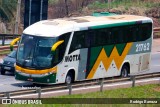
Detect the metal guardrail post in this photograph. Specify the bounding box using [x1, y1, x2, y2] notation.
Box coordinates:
[0, 34, 21, 46]
[5, 92, 10, 99]
[100, 79, 104, 92]
[68, 84, 72, 95]
[36, 88, 41, 98]
[131, 75, 135, 87]
[2, 36, 5, 46]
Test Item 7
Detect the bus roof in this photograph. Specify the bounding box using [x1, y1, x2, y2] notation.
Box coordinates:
[23, 15, 152, 37]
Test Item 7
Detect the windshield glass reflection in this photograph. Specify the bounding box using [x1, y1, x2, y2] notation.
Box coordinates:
[17, 34, 57, 69]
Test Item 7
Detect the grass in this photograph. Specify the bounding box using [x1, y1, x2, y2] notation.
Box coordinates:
[3, 104, 160, 107]
[48, 0, 59, 5]
[3, 84, 160, 107]
[57, 84, 160, 98]
[88, 0, 160, 10]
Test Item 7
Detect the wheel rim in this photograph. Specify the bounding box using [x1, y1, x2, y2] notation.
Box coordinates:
[66, 75, 71, 84]
[122, 68, 127, 77]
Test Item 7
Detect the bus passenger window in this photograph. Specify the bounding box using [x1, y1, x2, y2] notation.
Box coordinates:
[111, 28, 119, 44]
[139, 23, 152, 41]
[69, 31, 87, 53]
[96, 29, 105, 45]
[129, 26, 138, 42]
[90, 30, 96, 47]
[123, 27, 127, 42]
[111, 28, 124, 44]
[58, 32, 70, 59]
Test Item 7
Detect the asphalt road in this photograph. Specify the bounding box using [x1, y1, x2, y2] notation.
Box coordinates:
[0, 39, 160, 93]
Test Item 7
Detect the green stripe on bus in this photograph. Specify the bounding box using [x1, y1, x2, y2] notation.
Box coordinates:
[87, 43, 128, 76]
[90, 22, 136, 29]
[104, 45, 114, 57]
[15, 72, 57, 84]
[116, 43, 127, 56]
[89, 46, 102, 72]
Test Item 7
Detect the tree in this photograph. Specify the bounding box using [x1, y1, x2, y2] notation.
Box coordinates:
[64, 0, 69, 16]
[0, 0, 17, 21]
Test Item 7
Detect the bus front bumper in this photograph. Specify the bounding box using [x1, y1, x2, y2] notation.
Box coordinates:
[15, 72, 56, 84]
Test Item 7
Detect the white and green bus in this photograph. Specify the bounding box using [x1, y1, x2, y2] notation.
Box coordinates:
[11, 14, 153, 84]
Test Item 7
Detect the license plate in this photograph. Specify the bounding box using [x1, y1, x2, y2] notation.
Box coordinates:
[4, 67, 11, 70]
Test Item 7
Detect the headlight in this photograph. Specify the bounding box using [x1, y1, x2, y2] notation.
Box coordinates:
[16, 70, 21, 73]
[0, 59, 4, 64]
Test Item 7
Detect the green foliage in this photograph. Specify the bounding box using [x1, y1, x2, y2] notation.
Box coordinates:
[49, 0, 59, 5]
[4, 104, 160, 107]
[0, 0, 17, 21]
[88, 1, 109, 9]
[88, 0, 159, 10]
[58, 84, 160, 98]
[3, 84, 160, 107]
[145, 2, 160, 8]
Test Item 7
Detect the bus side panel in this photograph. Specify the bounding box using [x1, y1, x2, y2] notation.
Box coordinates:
[77, 49, 88, 80]
[86, 43, 133, 79]
[56, 49, 88, 83]
[132, 54, 142, 73]
[141, 53, 150, 71]
[128, 38, 152, 74]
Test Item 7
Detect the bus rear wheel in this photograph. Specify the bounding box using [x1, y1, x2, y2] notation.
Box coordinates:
[121, 65, 129, 78]
[65, 72, 73, 84]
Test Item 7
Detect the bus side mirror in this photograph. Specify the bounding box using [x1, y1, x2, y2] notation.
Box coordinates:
[51, 40, 64, 54]
[10, 37, 20, 51]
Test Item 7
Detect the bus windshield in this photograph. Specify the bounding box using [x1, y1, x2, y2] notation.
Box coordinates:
[17, 34, 58, 69]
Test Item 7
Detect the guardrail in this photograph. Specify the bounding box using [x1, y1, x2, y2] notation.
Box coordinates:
[0, 34, 20, 55]
[0, 72, 159, 98]
[0, 34, 20, 46]
[153, 27, 160, 38]
[0, 45, 18, 56]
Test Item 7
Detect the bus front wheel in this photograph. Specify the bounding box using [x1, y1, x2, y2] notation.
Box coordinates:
[121, 65, 129, 78]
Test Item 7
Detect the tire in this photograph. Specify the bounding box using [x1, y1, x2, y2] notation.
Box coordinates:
[65, 72, 73, 84]
[12, 70, 15, 76]
[1, 69, 5, 75]
[121, 65, 129, 78]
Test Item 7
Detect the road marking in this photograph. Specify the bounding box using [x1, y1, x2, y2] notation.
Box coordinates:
[152, 52, 160, 55]
[11, 78, 160, 98]
[152, 65, 160, 67]
[0, 84, 4, 86]
[153, 39, 160, 42]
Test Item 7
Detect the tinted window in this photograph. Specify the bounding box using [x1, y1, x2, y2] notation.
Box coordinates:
[69, 31, 89, 53]
[69, 23, 152, 52]
[110, 23, 152, 43]
[89, 29, 111, 46]
[96, 29, 110, 45]
[139, 23, 152, 41]
[52, 32, 71, 64]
